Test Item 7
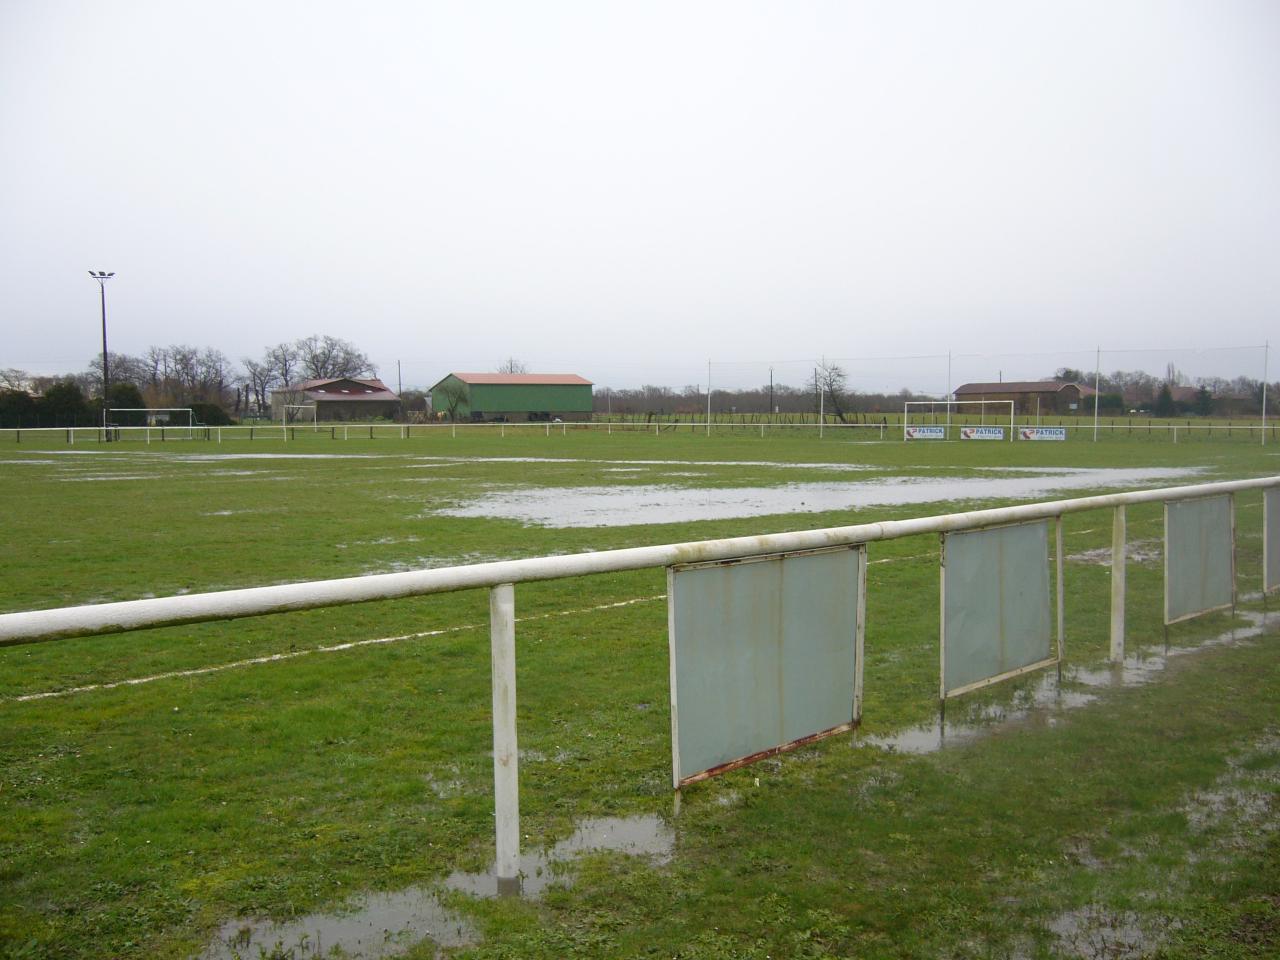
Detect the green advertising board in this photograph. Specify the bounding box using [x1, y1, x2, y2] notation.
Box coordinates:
[941, 521, 1054, 698]
[1165, 495, 1235, 624]
[668, 545, 864, 787]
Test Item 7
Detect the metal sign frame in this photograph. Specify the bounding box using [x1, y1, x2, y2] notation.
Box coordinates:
[1163, 494, 1236, 625]
[1266, 488, 1280, 595]
[939, 518, 1060, 699]
[667, 543, 866, 788]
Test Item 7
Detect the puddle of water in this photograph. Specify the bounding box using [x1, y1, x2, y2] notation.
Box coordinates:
[436, 468, 1198, 528]
[862, 611, 1272, 755]
[410, 456, 878, 470]
[201, 814, 673, 959]
[59, 474, 160, 482]
[1183, 731, 1280, 835]
[446, 814, 674, 898]
[176, 453, 389, 461]
[203, 887, 476, 960]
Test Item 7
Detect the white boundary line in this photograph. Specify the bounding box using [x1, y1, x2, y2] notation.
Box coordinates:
[9, 595, 664, 704]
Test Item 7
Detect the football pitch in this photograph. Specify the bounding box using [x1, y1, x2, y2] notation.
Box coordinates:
[2, 432, 1278, 959]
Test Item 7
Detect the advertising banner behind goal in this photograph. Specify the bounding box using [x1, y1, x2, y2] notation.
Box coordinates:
[961, 426, 1005, 440]
[1019, 427, 1067, 441]
[905, 426, 946, 440]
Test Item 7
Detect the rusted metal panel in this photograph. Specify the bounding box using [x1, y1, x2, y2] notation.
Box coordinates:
[668, 545, 863, 787]
[941, 520, 1053, 698]
[1164, 495, 1235, 624]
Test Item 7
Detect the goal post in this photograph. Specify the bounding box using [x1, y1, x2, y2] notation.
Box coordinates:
[903, 400, 1015, 441]
[108, 407, 196, 437]
[282, 404, 319, 428]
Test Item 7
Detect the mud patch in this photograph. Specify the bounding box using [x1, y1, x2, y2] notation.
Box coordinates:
[1068, 538, 1162, 566]
[1045, 905, 1167, 959]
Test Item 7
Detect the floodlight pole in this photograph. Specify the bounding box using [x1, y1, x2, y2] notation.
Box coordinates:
[1092, 346, 1101, 443]
[1262, 340, 1269, 446]
[89, 271, 114, 440]
[706, 359, 712, 436]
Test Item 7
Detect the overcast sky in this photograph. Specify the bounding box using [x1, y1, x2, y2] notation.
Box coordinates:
[2, 1, 1277, 392]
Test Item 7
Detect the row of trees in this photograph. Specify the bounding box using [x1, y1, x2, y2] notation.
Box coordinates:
[1053, 368, 1273, 416]
[594, 366, 931, 421]
[0, 335, 374, 427]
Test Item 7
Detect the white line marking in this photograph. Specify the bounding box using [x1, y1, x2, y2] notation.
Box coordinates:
[9, 596, 665, 703]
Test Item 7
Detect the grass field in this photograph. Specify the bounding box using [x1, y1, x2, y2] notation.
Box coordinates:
[1, 432, 1278, 959]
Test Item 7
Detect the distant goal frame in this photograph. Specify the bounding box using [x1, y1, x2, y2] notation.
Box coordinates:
[282, 403, 319, 428]
[903, 399, 1015, 441]
[108, 407, 196, 433]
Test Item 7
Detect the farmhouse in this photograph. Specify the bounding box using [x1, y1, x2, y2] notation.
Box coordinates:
[430, 373, 593, 421]
[270, 377, 400, 421]
[953, 380, 1097, 415]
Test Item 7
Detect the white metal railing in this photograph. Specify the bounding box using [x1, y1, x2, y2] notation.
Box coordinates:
[2, 475, 1278, 883]
[0, 419, 1276, 444]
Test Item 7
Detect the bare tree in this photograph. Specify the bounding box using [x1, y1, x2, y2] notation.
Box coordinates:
[297, 334, 374, 380]
[265, 341, 301, 388]
[437, 381, 469, 420]
[241, 358, 276, 415]
[0, 368, 31, 391]
[816, 363, 854, 422]
[497, 357, 528, 374]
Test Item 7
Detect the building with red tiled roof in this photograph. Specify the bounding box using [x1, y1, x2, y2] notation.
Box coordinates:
[429, 373, 593, 421]
[953, 380, 1098, 414]
[270, 377, 400, 421]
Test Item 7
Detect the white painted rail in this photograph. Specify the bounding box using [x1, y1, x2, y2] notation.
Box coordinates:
[3, 474, 1278, 886]
[1, 419, 1277, 444]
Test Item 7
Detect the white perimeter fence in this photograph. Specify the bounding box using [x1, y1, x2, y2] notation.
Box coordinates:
[2, 477, 1279, 886]
[1, 419, 1277, 443]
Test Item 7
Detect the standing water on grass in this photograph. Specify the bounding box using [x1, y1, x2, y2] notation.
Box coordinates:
[201, 815, 672, 959]
[436, 467, 1199, 527]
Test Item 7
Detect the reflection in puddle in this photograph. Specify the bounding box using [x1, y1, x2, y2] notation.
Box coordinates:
[435, 468, 1197, 527]
[861, 611, 1271, 755]
[447, 814, 674, 898]
[201, 815, 672, 959]
[204, 888, 475, 959]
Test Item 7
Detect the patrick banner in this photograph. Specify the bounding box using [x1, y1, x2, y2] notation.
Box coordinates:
[1019, 427, 1067, 441]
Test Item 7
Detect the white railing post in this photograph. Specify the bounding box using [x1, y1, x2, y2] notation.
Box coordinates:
[489, 583, 520, 882]
[1110, 504, 1126, 662]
